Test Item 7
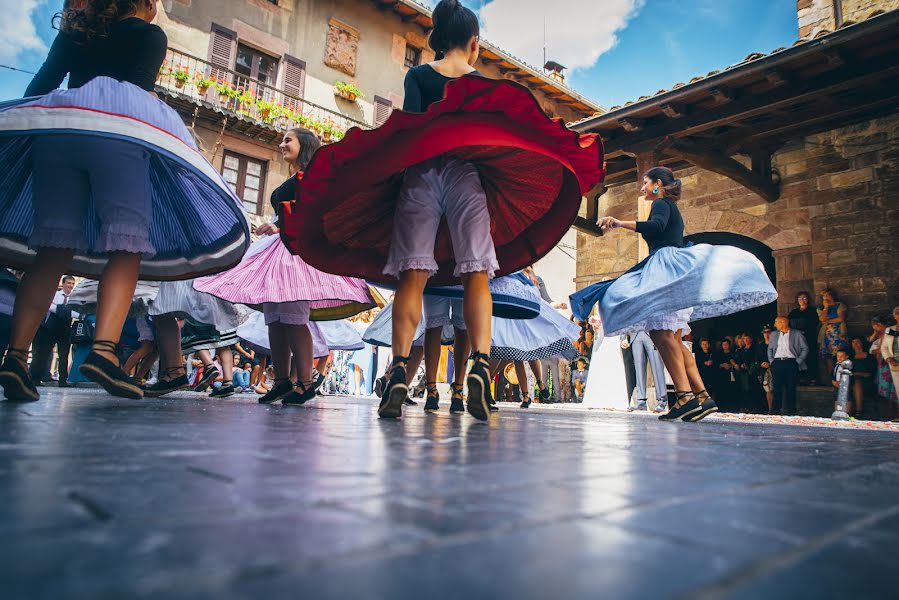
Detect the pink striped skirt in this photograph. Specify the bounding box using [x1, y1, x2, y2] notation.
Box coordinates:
[193, 234, 375, 321]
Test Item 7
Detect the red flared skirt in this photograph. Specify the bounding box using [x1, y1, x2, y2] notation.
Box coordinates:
[280, 74, 605, 286]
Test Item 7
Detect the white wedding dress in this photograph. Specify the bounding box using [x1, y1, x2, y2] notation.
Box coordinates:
[581, 322, 630, 410]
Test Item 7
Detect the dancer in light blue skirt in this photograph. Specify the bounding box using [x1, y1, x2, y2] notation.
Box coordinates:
[570, 166, 777, 422]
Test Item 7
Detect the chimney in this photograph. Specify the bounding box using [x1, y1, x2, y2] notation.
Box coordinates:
[543, 60, 566, 84]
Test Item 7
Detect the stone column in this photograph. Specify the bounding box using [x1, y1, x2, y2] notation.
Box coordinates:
[634, 149, 660, 260]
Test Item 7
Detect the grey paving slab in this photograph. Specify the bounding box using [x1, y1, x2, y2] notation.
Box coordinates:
[1, 387, 897, 600]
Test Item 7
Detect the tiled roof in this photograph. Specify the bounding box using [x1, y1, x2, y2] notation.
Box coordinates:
[568, 8, 890, 125]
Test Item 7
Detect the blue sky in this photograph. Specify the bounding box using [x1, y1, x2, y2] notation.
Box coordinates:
[1, 0, 800, 108]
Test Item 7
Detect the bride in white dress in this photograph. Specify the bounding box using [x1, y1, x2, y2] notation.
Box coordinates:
[581, 316, 630, 410]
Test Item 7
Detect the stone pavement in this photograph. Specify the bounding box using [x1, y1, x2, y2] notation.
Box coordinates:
[2, 387, 898, 600]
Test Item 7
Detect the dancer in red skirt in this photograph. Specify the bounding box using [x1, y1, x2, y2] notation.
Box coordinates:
[280, 0, 605, 421]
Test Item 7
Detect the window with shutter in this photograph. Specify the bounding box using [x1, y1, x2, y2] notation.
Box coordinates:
[222, 151, 268, 216]
[281, 55, 306, 112]
[208, 24, 237, 85]
[374, 95, 392, 127]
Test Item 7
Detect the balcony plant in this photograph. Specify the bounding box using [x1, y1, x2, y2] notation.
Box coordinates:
[170, 67, 191, 89]
[256, 98, 279, 122]
[320, 122, 335, 143]
[195, 74, 216, 95]
[237, 89, 257, 113]
[334, 81, 364, 102]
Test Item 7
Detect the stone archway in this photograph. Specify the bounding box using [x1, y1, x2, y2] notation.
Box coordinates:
[684, 232, 778, 343]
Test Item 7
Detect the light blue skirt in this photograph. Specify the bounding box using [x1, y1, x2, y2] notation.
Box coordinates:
[363, 301, 456, 348]
[571, 244, 777, 336]
[0, 77, 249, 279]
[237, 311, 364, 358]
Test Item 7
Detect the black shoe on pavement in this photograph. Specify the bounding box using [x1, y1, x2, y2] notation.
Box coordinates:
[378, 356, 408, 419]
[143, 373, 190, 398]
[404, 398, 418, 406]
[449, 383, 465, 414]
[210, 383, 235, 398]
[424, 394, 440, 412]
[311, 369, 325, 392]
[520, 397, 532, 409]
[0, 350, 39, 403]
[79, 341, 143, 400]
[259, 378, 293, 404]
[282, 381, 316, 405]
[538, 382, 550, 402]
[659, 392, 702, 421]
[193, 366, 220, 392]
[685, 390, 718, 422]
[466, 351, 493, 421]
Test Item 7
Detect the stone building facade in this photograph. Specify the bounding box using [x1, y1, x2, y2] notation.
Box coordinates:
[798, 0, 899, 37]
[577, 114, 899, 336]
[575, 2, 899, 341]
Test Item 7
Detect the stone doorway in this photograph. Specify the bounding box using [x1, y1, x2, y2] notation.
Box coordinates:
[684, 232, 778, 343]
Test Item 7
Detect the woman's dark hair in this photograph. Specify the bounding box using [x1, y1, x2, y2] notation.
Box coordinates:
[57, 1, 143, 41]
[796, 290, 811, 303]
[288, 128, 321, 172]
[429, 0, 479, 57]
[644, 166, 682, 201]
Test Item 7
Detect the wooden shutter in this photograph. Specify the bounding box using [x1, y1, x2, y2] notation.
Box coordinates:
[281, 55, 306, 111]
[207, 24, 237, 84]
[374, 95, 393, 127]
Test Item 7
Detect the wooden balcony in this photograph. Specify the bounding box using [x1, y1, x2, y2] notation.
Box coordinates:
[156, 48, 369, 145]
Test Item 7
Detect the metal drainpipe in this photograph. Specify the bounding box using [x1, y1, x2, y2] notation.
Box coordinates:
[832, 0, 844, 28]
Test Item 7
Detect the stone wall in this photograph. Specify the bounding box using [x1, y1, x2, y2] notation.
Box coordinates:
[576, 112, 899, 338]
[797, 0, 899, 37]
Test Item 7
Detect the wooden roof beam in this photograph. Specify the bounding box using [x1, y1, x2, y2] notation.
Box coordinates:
[619, 118, 644, 132]
[671, 138, 780, 202]
[599, 59, 899, 153]
[710, 87, 734, 106]
[660, 103, 686, 119]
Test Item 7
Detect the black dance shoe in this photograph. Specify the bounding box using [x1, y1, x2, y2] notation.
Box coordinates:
[210, 383, 235, 399]
[520, 397, 532, 409]
[79, 341, 143, 400]
[466, 352, 493, 421]
[282, 381, 316, 405]
[143, 373, 190, 398]
[378, 356, 408, 419]
[449, 383, 465, 414]
[685, 390, 718, 422]
[259, 379, 293, 404]
[193, 366, 220, 392]
[0, 349, 39, 403]
[658, 392, 702, 421]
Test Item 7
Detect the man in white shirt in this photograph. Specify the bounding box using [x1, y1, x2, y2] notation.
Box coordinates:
[767, 315, 809, 415]
[30, 276, 77, 386]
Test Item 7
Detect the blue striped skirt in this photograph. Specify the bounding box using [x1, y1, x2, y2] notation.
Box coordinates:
[0, 77, 249, 279]
[570, 244, 778, 336]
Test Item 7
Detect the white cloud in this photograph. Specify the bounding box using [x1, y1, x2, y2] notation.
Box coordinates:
[478, 0, 644, 72]
[0, 0, 47, 64]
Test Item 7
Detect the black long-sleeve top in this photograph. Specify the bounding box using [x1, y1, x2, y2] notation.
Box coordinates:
[402, 64, 482, 112]
[271, 175, 298, 213]
[633, 197, 685, 253]
[25, 18, 167, 96]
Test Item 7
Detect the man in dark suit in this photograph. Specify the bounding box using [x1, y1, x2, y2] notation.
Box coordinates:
[30, 275, 76, 386]
[767, 315, 810, 415]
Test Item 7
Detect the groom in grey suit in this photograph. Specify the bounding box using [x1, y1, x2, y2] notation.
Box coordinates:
[767, 316, 809, 415]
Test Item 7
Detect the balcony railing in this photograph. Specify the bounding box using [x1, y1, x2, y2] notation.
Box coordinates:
[156, 48, 369, 142]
